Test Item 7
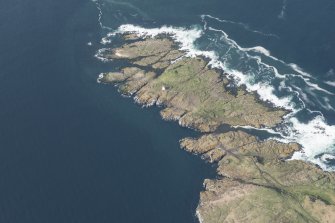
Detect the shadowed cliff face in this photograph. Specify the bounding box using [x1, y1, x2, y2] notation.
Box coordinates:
[97, 34, 335, 223]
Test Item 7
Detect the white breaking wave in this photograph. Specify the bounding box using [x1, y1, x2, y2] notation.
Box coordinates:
[206, 24, 312, 80]
[288, 63, 311, 77]
[205, 25, 335, 112]
[100, 24, 335, 171]
[95, 48, 113, 62]
[114, 24, 222, 67]
[204, 25, 326, 85]
[320, 154, 335, 165]
[325, 81, 335, 87]
[112, 25, 298, 111]
[201, 14, 280, 39]
[239, 115, 335, 171]
[289, 116, 335, 170]
[225, 69, 296, 111]
[245, 47, 313, 79]
[244, 46, 271, 57]
[304, 81, 334, 95]
[205, 26, 334, 112]
[97, 73, 104, 83]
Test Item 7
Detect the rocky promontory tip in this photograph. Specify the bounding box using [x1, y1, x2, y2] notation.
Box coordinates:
[97, 33, 335, 223]
[99, 37, 286, 132]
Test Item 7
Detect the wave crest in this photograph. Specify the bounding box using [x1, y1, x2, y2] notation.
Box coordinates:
[100, 23, 335, 171]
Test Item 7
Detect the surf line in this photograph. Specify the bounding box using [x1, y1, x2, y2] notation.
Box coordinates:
[204, 23, 335, 113]
[101, 24, 335, 171]
[201, 14, 280, 39]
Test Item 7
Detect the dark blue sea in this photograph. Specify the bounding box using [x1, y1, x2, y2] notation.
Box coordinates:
[0, 0, 334, 222]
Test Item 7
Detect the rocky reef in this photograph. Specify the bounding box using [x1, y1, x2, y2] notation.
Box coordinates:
[97, 34, 335, 223]
[181, 132, 335, 223]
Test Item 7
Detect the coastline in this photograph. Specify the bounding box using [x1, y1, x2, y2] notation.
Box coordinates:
[96, 33, 335, 222]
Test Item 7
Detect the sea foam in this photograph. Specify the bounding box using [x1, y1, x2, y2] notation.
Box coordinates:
[101, 23, 335, 171]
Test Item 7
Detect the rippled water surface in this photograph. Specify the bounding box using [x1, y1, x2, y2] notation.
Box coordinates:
[0, 0, 334, 222]
[95, 0, 335, 169]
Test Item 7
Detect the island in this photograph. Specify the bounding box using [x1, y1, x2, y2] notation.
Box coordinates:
[97, 34, 335, 223]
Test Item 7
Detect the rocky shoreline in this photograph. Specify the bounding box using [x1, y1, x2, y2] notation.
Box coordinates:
[97, 34, 335, 223]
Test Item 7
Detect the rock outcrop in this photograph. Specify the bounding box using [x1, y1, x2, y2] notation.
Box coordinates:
[97, 34, 335, 223]
[181, 131, 335, 223]
[100, 38, 286, 132]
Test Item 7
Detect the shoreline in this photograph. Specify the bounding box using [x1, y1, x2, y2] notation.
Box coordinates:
[96, 33, 335, 222]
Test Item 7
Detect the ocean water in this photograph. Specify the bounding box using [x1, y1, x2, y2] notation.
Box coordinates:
[94, 0, 335, 170]
[0, 0, 334, 222]
[0, 0, 214, 222]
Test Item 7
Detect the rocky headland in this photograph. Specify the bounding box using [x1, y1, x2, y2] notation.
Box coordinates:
[97, 34, 335, 223]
